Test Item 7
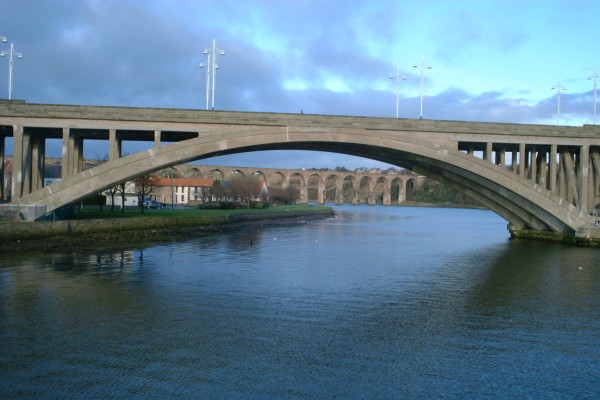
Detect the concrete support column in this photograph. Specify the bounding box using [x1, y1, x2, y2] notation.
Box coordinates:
[497, 147, 506, 167]
[64, 129, 81, 176]
[530, 147, 537, 183]
[21, 129, 32, 196]
[31, 138, 39, 191]
[73, 136, 84, 174]
[61, 127, 71, 179]
[558, 150, 567, 199]
[467, 145, 475, 156]
[485, 142, 493, 163]
[109, 129, 121, 161]
[561, 150, 578, 206]
[511, 148, 519, 174]
[579, 145, 590, 212]
[550, 144, 558, 193]
[31, 137, 45, 191]
[11, 124, 23, 199]
[591, 150, 600, 208]
[537, 150, 547, 188]
[39, 139, 46, 189]
[154, 130, 161, 149]
[519, 143, 526, 178]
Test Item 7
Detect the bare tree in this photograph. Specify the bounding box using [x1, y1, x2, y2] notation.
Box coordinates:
[135, 174, 158, 213]
[116, 181, 135, 213]
[107, 185, 119, 212]
[270, 186, 299, 205]
[209, 180, 228, 201]
[231, 175, 264, 207]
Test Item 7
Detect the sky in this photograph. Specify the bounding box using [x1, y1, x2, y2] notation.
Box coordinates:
[1, 0, 599, 170]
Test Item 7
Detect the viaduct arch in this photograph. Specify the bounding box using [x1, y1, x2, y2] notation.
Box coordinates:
[1, 102, 599, 241]
[176, 164, 422, 205]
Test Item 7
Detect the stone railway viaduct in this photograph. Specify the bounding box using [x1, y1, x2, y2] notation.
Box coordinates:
[1, 101, 599, 243]
[173, 164, 423, 205]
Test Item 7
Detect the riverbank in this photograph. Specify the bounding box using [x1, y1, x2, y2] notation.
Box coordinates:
[0, 205, 334, 253]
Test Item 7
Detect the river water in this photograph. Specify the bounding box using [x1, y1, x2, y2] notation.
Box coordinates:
[1, 205, 599, 399]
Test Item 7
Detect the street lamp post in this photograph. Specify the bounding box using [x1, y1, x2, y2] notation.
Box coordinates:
[389, 66, 406, 118]
[199, 39, 225, 110]
[551, 81, 566, 126]
[200, 52, 211, 110]
[588, 69, 598, 125]
[412, 55, 432, 119]
[0, 42, 23, 100]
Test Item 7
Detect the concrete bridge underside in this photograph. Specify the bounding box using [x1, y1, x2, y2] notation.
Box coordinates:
[1, 102, 599, 241]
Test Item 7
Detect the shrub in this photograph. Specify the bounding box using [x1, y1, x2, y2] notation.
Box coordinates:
[197, 202, 222, 210]
[249, 201, 270, 209]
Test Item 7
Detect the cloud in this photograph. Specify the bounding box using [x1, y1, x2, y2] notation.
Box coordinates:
[2, 0, 599, 170]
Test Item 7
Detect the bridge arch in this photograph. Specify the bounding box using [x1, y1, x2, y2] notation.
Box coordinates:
[3, 105, 597, 237]
[340, 175, 354, 204]
[358, 176, 373, 204]
[14, 128, 589, 233]
[183, 166, 202, 178]
[374, 176, 387, 205]
[226, 170, 245, 180]
[390, 177, 403, 203]
[404, 178, 417, 202]
[251, 170, 267, 181]
[324, 174, 339, 203]
[307, 173, 324, 203]
[208, 169, 223, 182]
[289, 173, 306, 203]
[266, 171, 286, 195]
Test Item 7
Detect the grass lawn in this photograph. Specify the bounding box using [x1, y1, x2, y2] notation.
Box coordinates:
[70, 204, 333, 220]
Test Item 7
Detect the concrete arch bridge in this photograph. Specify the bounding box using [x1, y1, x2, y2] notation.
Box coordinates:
[1, 101, 599, 243]
[177, 165, 425, 205]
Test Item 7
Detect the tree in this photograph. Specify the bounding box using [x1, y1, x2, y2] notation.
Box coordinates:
[107, 185, 119, 212]
[135, 174, 158, 213]
[270, 185, 299, 205]
[209, 180, 228, 201]
[116, 181, 135, 213]
[334, 166, 350, 172]
[231, 175, 264, 208]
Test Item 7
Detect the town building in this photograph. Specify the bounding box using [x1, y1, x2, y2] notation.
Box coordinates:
[150, 177, 214, 206]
